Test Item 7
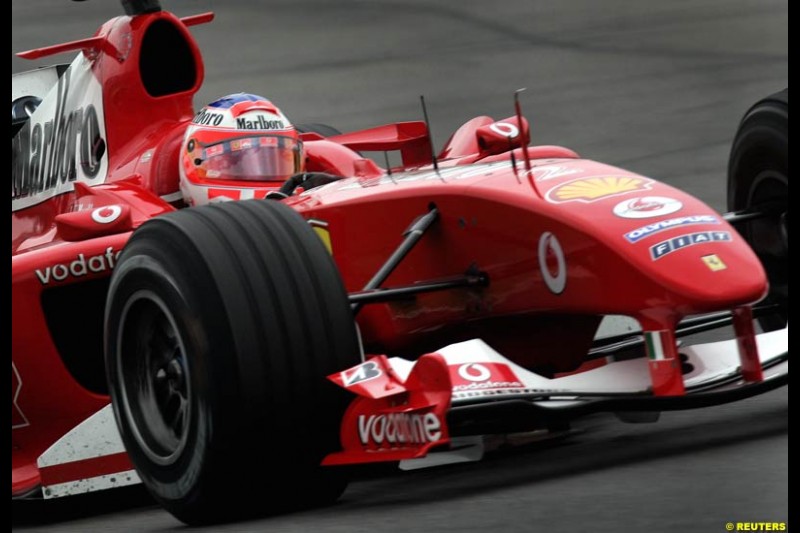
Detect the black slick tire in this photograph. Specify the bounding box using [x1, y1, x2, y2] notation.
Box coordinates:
[105, 200, 359, 525]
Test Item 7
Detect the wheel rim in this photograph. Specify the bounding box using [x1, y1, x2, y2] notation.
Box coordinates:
[117, 290, 192, 466]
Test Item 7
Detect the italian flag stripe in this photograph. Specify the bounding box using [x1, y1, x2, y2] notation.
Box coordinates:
[645, 331, 667, 360]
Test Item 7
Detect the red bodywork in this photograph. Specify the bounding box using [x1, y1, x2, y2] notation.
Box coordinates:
[11, 10, 767, 496]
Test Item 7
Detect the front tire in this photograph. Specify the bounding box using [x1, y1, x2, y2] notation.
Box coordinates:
[105, 200, 359, 525]
[728, 89, 788, 331]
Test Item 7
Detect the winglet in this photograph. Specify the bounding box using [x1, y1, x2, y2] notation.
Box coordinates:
[17, 36, 119, 61]
[323, 354, 452, 465]
[180, 11, 215, 27]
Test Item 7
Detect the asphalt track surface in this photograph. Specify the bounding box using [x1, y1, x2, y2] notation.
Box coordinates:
[12, 1, 788, 532]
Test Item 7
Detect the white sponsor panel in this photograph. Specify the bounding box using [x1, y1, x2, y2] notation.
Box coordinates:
[381, 332, 786, 404]
[681, 325, 787, 386]
[372, 318, 786, 410]
[595, 315, 642, 338]
[452, 363, 524, 392]
[12, 54, 108, 212]
[38, 404, 125, 467]
[43, 470, 141, 499]
[38, 404, 142, 498]
[12, 64, 62, 102]
[438, 339, 650, 398]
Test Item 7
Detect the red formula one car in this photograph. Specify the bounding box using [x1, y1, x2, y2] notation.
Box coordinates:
[11, 1, 788, 525]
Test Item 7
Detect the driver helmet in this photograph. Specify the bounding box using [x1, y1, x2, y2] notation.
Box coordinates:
[179, 93, 303, 206]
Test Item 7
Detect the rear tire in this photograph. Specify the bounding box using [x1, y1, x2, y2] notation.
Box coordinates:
[727, 89, 788, 331]
[105, 200, 359, 525]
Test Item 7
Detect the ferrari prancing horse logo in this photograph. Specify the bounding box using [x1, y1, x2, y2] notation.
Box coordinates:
[702, 254, 727, 271]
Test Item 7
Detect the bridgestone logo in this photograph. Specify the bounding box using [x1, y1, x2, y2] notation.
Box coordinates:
[358, 413, 442, 446]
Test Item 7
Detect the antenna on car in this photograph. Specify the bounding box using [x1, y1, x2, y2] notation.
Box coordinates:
[514, 89, 543, 198]
[514, 89, 532, 175]
[383, 152, 397, 184]
[420, 95, 445, 182]
[507, 136, 521, 183]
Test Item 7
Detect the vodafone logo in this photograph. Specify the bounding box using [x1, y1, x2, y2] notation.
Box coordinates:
[613, 196, 682, 219]
[449, 363, 524, 392]
[34, 247, 121, 285]
[91, 205, 122, 224]
[357, 412, 442, 447]
[538, 232, 566, 294]
[457, 363, 491, 382]
[489, 122, 520, 139]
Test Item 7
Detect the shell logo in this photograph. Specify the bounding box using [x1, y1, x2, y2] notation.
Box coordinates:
[546, 175, 653, 204]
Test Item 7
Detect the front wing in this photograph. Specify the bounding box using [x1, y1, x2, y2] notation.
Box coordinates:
[22, 325, 787, 497]
[324, 325, 788, 465]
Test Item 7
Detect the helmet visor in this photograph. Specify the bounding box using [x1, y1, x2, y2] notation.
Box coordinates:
[191, 134, 302, 182]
